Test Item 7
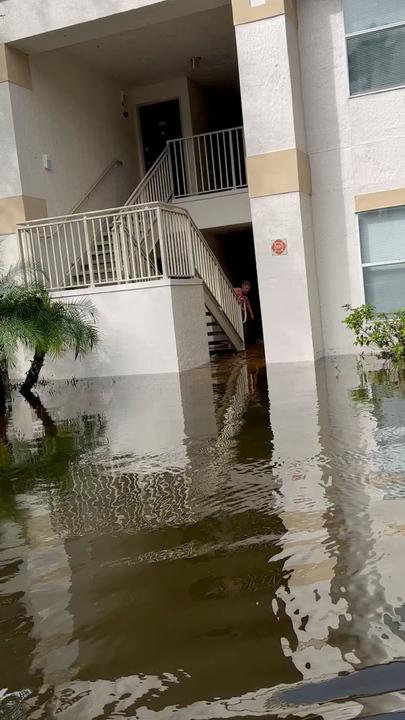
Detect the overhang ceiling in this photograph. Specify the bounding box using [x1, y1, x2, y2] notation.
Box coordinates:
[63, 4, 238, 89]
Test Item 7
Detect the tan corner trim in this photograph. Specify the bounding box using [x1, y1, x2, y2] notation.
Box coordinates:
[232, 0, 286, 26]
[355, 188, 405, 213]
[246, 148, 311, 198]
[0, 196, 47, 235]
[0, 44, 32, 89]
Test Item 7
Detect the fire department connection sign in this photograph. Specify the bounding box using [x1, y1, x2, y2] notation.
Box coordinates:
[271, 239, 287, 256]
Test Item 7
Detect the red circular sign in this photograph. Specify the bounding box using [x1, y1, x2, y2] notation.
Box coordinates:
[271, 239, 287, 256]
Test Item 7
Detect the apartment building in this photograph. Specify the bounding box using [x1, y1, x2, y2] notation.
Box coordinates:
[1, 0, 404, 377]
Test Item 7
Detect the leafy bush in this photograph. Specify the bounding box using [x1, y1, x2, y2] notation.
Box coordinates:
[343, 304, 405, 364]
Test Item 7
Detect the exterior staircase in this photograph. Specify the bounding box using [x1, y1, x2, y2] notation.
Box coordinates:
[206, 308, 233, 354]
[17, 126, 247, 356]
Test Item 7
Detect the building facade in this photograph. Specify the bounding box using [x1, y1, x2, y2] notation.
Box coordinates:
[1, 0, 405, 375]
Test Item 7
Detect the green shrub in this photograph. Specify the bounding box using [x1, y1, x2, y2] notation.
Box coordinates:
[343, 304, 405, 364]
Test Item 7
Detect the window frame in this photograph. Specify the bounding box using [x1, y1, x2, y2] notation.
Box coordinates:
[358, 205, 405, 311]
[344, 15, 405, 97]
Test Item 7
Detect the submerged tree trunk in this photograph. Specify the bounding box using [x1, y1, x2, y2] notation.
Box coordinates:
[20, 350, 57, 437]
[0, 371, 7, 419]
[0, 367, 10, 446]
[20, 387, 57, 437]
[20, 348, 46, 394]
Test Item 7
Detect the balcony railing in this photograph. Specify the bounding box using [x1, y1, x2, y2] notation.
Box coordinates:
[167, 126, 246, 199]
[18, 205, 164, 289]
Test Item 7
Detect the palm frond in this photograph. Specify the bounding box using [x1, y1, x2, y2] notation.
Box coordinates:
[0, 267, 99, 381]
[0, 261, 46, 291]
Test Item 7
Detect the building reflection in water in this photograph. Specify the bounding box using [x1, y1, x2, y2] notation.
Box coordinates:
[3, 353, 405, 718]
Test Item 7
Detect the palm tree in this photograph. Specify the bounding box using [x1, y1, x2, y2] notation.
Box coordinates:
[20, 288, 98, 394]
[0, 266, 44, 410]
[0, 261, 98, 417]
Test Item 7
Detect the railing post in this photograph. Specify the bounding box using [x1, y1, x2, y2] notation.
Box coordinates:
[215, 265, 223, 309]
[17, 230, 28, 285]
[112, 217, 123, 281]
[229, 129, 237, 189]
[83, 216, 95, 286]
[166, 144, 175, 200]
[186, 219, 195, 278]
[119, 216, 130, 281]
[156, 207, 168, 277]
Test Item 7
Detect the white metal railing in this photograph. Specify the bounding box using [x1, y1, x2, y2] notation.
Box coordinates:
[117, 149, 173, 270]
[154, 204, 243, 339]
[17, 202, 244, 344]
[188, 217, 244, 339]
[120, 127, 247, 208]
[17, 205, 164, 289]
[125, 148, 173, 206]
[167, 126, 246, 198]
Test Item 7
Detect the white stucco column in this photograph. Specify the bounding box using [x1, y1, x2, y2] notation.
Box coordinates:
[0, 44, 47, 265]
[233, 0, 323, 363]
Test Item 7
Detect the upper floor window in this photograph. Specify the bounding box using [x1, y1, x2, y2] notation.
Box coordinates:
[359, 205, 405, 312]
[343, 0, 405, 95]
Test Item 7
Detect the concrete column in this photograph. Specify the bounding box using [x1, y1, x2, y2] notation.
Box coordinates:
[233, 0, 323, 363]
[0, 44, 47, 264]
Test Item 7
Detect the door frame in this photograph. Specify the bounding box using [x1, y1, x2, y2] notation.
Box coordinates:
[135, 96, 184, 179]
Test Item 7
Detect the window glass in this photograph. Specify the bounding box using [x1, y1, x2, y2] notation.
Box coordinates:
[359, 206, 405, 312]
[348, 25, 405, 94]
[363, 263, 405, 312]
[343, 0, 405, 34]
[359, 206, 405, 264]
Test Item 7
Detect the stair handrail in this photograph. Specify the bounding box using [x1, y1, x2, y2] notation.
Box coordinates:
[158, 203, 244, 343]
[124, 146, 172, 207]
[26, 160, 124, 283]
[70, 159, 123, 214]
[113, 148, 173, 276]
[189, 216, 244, 342]
[24, 144, 171, 285]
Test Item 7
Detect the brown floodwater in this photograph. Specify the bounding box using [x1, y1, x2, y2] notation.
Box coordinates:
[1, 349, 405, 719]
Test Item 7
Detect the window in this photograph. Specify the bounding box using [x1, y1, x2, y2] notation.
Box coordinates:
[343, 0, 405, 95]
[359, 206, 405, 312]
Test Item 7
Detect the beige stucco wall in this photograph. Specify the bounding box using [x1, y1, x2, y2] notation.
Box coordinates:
[24, 50, 138, 217]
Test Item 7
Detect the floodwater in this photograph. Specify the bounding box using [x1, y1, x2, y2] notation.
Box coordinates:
[1, 350, 405, 719]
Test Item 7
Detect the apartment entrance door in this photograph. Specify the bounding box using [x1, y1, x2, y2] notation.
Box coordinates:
[139, 99, 182, 171]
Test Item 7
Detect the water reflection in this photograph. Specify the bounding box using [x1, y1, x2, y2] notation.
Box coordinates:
[3, 352, 405, 718]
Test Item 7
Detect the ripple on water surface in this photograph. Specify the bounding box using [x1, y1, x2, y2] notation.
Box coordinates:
[1, 352, 405, 719]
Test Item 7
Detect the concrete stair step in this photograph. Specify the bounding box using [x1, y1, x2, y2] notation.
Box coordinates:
[205, 304, 236, 355]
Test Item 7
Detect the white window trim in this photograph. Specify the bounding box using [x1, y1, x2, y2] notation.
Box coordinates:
[346, 19, 405, 39]
[349, 82, 405, 99]
[362, 259, 405, 268]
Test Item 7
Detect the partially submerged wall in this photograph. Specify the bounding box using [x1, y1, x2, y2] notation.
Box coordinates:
[11, 279, 210, 380]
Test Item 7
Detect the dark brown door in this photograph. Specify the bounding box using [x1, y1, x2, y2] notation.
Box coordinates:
[139, 99, 182, 171]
